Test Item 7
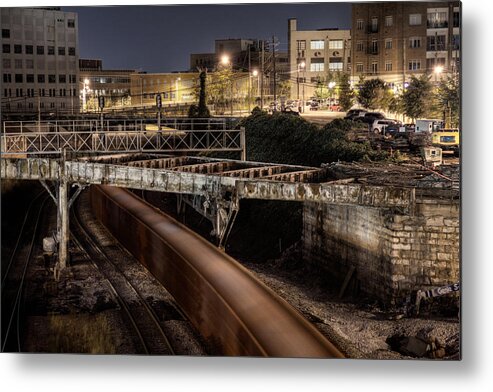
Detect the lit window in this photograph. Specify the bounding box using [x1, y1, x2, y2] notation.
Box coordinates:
[310, 40, 324, 50]
[385, 16, 393, 27]
[329, 40, 343, 49]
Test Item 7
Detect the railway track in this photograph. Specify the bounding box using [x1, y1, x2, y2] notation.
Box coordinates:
[71, 200, 175, 355]
[1, 192, 50, 352]
[91, 185, 345, 358]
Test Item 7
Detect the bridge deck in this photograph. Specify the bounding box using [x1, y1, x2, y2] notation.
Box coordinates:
[1, 156, 416, 209]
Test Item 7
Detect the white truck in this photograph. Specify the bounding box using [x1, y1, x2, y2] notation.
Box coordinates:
[415, 119, 444, 133]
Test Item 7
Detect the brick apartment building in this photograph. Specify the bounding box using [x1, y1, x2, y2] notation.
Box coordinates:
[351, 1, 460, 90]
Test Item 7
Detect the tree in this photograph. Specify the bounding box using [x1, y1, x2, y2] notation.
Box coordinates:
[356, 78, 387, 110]
[277, 80, 291, 98]
[197, 70, 210, 117]
[338, 73, 354, 111]
[401, 74, 433, 121]
[314, 78, 329, 100]
[436, 74, 460, 128]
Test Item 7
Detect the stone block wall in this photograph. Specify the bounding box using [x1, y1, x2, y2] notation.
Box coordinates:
[302, 195, 460, 305]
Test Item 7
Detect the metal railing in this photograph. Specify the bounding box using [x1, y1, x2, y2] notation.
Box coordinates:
[1, 119, 244, 155]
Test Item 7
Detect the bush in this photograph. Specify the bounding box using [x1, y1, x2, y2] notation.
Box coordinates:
[236, 112, 389, 166]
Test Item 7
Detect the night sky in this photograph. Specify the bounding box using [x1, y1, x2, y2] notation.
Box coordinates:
[63, 3, 351, 73]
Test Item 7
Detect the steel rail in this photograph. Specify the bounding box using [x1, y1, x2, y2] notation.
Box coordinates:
[71, 201, 175, 355]
[1, 195, 50, 352]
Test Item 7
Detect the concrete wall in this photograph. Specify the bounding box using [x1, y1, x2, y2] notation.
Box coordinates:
[302, 194, 459, 305]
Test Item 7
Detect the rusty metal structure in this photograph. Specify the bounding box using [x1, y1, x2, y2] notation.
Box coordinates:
[90, 185, 345, 358]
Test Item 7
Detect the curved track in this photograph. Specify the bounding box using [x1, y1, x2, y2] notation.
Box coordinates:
[90, 185, 345, 358]
[1, 193, 50, 352]
[71, 202, 175, 355]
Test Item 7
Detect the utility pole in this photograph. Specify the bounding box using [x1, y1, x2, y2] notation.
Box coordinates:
[248, 44, 251, 113]
[272, 36, 277, 109]
[261, 40, 264, 110]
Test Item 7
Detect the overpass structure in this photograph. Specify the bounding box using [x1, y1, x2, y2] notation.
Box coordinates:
[1, 118, 416, 277]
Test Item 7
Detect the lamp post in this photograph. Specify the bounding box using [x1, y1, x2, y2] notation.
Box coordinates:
[328, 81, 336, 110]
[82, 78, 89, 112]
[298, 61, 306, 113]
[434, 65, 443, 83]
[252, 69, 259, 108]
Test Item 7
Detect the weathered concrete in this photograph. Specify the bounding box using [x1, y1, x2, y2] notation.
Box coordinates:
[302, 191, 459, 305]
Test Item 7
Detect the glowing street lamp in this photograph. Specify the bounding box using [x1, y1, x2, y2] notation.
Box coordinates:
[434, 65, 444, 83]
[221, 54, 230, 66]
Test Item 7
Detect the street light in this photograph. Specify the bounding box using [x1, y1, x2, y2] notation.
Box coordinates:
[298, 61, 306, 112]
[434, 65, 444, 83]
[221, 54, 230, 66]
[328, 81, 336, 110]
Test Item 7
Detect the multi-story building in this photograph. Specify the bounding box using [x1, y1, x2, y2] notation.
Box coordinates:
[351, 2, 460, 90]
[288, 18, 351, 100]
[79, 59, 137, 111]
[130, 72, 199, 107]
[1, 7, 80, 117]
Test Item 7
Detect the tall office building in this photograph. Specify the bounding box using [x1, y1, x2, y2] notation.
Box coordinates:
[351, 2, 460, 90]
[1, 7, 79, 117]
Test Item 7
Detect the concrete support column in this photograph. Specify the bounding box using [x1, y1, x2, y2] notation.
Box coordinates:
[57, 178, 69, 271]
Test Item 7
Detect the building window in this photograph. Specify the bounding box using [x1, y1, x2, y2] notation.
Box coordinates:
[357, 19, 364, 30]
[15, 74, 23, 83]
[69, 74, 76, 83]
[59, 75, 66, 83]
[385, 62, 393, 71]
[385, 16, 393, 27]
[3, 74, 12, 83]
[37, 45, 44, 55]
[409, 37, 421, 48]
[68, 47, 75, 56]
[58, 47, 65, 55]
[310, 40, 324, 50]
[14, 59, 22, 69]
[427, 35, 446, 51]
[409, 14, 422, 26]
[48, 74, 56, 83]
[48, 46, 55, 55]
[371, 40, 378, 54]
[39, 88, 45, 97]
[3, 44, 11, 53]
[452, 35, 460, 50]
[329, 40, 343, 50]
[38, 74, 45, 83]
[310, 58, 324, 72]
[40, 102, 44, 108]
[3, 59, 11, 69]
[26, 74, 34, 83]
[2, 29, 10, 38]
[328, 61, 343, 71]
[68, 19, 75, 28]
[356, 63, 364, 73]
[371, 62, 378, 74]
[356, 41, 364, 52]
[453, 11, 460, 28]
[426, 57, 446, 70]
[371, 17, 378, 32]
[408, 60, 421, 70]
[385, 39, 393, 50]
[26, 59, 34, 69]
[14, 44, 22, 54]
[50, 102, 55, 109]
[297, 40, 306, 51]
[427, 11, 448, 28]
[25, 45, 33, 54]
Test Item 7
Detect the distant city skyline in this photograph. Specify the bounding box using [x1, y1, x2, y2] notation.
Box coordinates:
[63, 3, 351, 72]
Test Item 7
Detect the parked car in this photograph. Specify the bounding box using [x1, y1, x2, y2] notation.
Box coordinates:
[356, 112, 386, 125]
[344, 109, 367, 120]
[309, 101, 320, 111]
[372, 119, 401, 134]
[281, 108, 300, 116]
